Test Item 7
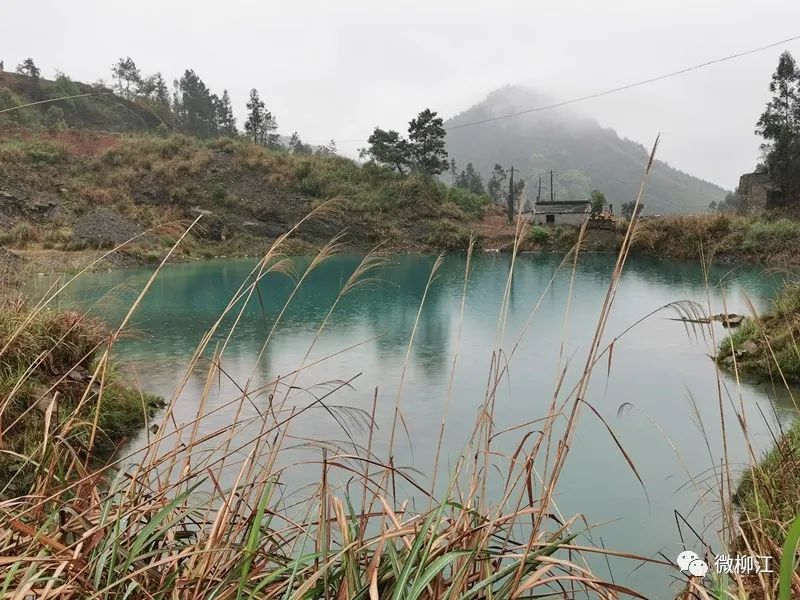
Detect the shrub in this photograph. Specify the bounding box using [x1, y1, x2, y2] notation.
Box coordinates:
[446, 186, 490, 217]
[551, 225, 579, 248]
[211, 184, 228, 203]
[42, 226, 73, 249]
[423, 219, 472, 251]
[207, 136, 237, 153]
[295, 172, 326, 197]
[529, 225, 551, 245]
[43, 105, 67, 131]
[82, 186, 115, 205]
[158, 135, 192, 159]
[25, 139, 68, 165]
[0, 222, 39, 248]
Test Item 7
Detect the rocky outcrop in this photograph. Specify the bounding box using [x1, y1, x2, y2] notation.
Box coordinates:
[0, 187, 61, 226]
[72, 208, 144, 248]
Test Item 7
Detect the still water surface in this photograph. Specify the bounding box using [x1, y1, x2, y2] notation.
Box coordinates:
[35, 254, 798, 597]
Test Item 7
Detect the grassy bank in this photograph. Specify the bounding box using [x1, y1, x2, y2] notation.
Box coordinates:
[717, 281, 800, 383]
[521, 213, 800, 264]
[734, 419, 800, 555]
[473, 210, 800, 267]
[716, 279, 800, 594]
[0, 295, 163, 495]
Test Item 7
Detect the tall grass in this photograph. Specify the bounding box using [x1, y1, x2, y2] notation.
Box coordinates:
[0, 139, 798, 599]
[0, 194, 658, 599]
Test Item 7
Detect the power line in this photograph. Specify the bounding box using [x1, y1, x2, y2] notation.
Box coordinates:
[323, 33, 800, 144]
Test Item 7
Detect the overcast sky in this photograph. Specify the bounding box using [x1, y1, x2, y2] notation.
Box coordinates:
[5, 0, 800, 189]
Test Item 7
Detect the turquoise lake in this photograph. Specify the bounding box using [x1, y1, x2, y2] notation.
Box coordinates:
[32, 254, 798, 597]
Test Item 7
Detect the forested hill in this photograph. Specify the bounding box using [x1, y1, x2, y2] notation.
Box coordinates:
[445, 85, 728, 214]
[0, 72, 167, 133]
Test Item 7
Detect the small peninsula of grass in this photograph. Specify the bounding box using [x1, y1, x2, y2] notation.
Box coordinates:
[0, 295, 163, 495]
[716, 281, 800, 384]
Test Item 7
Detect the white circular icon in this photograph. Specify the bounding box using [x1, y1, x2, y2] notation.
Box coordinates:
[676, 550, 699, 571]
[687, 559, 709, 577]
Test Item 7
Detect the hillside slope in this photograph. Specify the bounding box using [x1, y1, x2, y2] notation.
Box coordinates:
[445, 85, 728, 213]
[0, 72, 167, 133]
[0, 130, 482, 264]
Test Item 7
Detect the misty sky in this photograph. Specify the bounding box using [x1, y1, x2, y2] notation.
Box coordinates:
[5, 0, 800, 189]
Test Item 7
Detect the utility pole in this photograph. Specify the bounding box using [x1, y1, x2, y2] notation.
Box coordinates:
[537, 176, 542, 203]
[507, 166, 516, 224]
[550, 170, 555, 203]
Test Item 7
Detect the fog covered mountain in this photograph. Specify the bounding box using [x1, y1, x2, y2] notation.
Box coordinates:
[445, 85, 728, 213]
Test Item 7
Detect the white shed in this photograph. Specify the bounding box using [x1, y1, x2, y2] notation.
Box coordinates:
[532, 201, 590, 226]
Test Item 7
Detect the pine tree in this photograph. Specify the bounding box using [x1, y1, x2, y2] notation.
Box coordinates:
[262, 109, 280, 148]
[138, 72, 170, 105]
[365, 128, 411, 173]
[15, 58, 40, 79]
[215, 90, 237, 136]
[174, 70, 218, 138]
[289, 131, 312, 154]
[455, 162, 485, 195]
[449, 159, 458, 184]
[15, 58, 41, 99]
[111, 57, 141, 100]
[244, 89, 265, 144]
[153, 73, 170, 105]
[756, 51, 800, 198]
[407, 108, 448, 175]
[244, 89, 279, 146]
[487, 163, 507, 203]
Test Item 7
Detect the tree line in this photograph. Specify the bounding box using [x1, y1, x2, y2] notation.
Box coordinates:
[111, 57, 342, 152]
[9, 56, 339, 153]
[11, 56, 519, 200]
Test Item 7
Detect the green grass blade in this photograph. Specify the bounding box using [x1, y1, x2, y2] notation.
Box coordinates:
[778, 513, 800, 600]
[237, 480, 275, 599]
[389, 511, 437, 600]
[407, 550, 471, 599]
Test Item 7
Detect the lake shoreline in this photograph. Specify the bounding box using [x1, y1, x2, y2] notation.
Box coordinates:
[7, 211, 800, 284]
[3, 241, 799, 283]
